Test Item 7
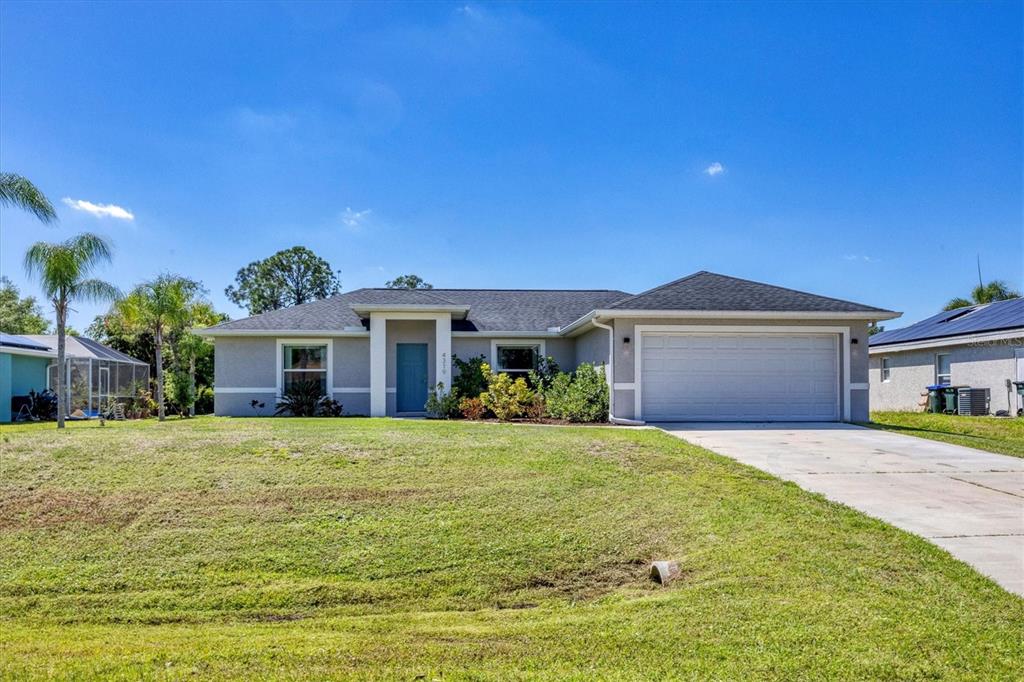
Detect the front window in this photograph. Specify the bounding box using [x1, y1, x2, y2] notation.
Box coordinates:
[283, 344, 327, 394]
[495, 344, 540, 374]
[881, 357, 891, 382]
[935, 353, 951, 385]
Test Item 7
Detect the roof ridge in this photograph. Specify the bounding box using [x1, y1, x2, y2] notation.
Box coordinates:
[360, 287, 632, 293]
[607, 271, 709, 308]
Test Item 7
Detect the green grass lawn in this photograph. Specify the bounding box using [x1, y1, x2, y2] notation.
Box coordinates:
[1, 417, 1021, 680]
[868, 411, 1024, 458]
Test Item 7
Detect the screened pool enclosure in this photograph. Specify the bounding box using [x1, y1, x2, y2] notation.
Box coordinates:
[26, 336, 150, 416]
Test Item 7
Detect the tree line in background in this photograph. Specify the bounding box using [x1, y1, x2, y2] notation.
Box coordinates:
[6, 169, 1019, 425]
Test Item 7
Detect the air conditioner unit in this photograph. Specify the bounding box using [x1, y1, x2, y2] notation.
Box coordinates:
[956, 387, 990, 416]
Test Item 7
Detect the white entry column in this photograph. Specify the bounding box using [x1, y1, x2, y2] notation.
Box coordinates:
[436, 312, 452, 393]
[369, 313, 387, 417]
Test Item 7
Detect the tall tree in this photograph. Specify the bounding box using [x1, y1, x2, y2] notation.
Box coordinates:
[0, 172, 57, 223]
[385, 274, 433, 290]
[23, 233, 118, 428]
[0, 276, 50, 334]
[225, 246, 341, 315]
[114, 275, 198, 421]
[943, 280, 1021, 311]
[167, 296, 226, 417]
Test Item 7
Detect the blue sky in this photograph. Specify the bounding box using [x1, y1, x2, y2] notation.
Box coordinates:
[1, 1, 1020, 331]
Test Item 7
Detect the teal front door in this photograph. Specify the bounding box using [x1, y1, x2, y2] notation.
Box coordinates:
[396, 343, 429, 413]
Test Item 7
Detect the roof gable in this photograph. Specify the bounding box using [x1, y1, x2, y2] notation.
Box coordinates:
[870, 297, 1024, 347]
[607, 271, 893, 314]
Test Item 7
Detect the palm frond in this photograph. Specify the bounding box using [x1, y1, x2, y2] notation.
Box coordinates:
[74, 278, 120, 304]
[0, 172, 57, 223]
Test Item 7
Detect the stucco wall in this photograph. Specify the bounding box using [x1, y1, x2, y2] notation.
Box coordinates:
[869, 339, 1024, 414]
[574, 326, 610, 367]
[609, 317, 870, 421]
[215, 337, 277, 388]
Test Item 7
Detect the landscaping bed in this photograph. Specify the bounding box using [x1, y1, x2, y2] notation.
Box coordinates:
[1, 417, 1021, 679]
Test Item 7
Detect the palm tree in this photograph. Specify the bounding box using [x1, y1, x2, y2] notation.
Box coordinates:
[23, 234, 118, 428]
[0, 172, 57, 223]
[944, 280, 1021, 311]
[114, 275, 197, 421]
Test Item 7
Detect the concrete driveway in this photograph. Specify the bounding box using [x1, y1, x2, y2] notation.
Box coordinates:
[656, 423, 1024, 597]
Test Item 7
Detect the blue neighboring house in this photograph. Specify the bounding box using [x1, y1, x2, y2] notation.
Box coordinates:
[0, 333, 55, 422]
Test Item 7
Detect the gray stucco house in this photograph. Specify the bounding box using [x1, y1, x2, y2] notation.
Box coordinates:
[199, 271, 897, 422]
[869, 297, 1024, 415]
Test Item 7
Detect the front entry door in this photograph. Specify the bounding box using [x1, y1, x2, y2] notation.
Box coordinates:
[396, 343, 429, 413]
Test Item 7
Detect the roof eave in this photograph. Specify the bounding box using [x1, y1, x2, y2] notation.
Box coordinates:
[348, 304, 470, 319]
[194, 328, 370, 337]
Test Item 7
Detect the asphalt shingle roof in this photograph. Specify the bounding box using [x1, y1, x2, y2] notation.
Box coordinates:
[207, 288, 632, 333]
[607, 271, 895, 314]
[869, 297, 1024, 347]
[206, 272, 893, 334]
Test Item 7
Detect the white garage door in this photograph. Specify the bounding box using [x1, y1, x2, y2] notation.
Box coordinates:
[640, 333, 839, 421]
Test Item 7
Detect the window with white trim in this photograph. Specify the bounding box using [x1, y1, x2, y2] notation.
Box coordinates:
[495, 344, 541, 375]
[881, 357, 891, 382]
[282, 344, 328, 394]
[935, 353, 951, 385]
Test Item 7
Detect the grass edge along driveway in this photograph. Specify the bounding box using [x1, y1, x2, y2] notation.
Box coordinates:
[1, 417, 1021, 680]
[866, 411, 1024, 458]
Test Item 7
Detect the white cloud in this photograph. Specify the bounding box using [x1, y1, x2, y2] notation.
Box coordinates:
[62, 198, 134, 220]
[233, 107, 296, 135]
[843, 254, 880, 263]
[342, 207, 372, 230]
[704, 162, 725, 176]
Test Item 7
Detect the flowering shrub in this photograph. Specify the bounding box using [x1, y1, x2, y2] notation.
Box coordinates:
[459, 396, 486, 420]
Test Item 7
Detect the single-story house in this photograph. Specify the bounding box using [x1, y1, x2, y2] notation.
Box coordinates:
[199, 271, 897, 423]
[869, 297, 1024, 415]
[0, 334, 150, 421]
[0, 333, 56, 422]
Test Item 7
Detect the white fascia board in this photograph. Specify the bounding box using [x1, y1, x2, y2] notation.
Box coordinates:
[591, 309, 901, 321]
[868, 328, 1024, 354]
[558, 308, 900, 337]
[451, 331, 563, 338]
[0, 347, 57, 358]
[349, 304, 469, 319]
[194, 329, 369, 337]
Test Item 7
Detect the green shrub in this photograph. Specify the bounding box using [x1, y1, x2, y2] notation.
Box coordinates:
[527, 355, 561, 390]
[452, 354, 489, 399]
[165, 369, 196, 418]
[543, 363, 608, 423]
[275, 381, 343, 417]
[479, 363, 536, 421]
[425, 383, 461, 419]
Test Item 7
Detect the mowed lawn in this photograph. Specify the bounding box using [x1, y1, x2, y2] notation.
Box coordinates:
[1, 418, 1021, 680]
[869, 411, 1024, 458]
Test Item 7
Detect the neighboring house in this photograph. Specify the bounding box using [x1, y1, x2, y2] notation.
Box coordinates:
[199, 271, 897, 423]
[869, 298, 1024, 415]
[11, 335, 150, 419]
[0, 333, 55, 422]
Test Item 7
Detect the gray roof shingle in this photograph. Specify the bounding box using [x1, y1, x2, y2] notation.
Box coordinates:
[870, 297, 1024, 347]
[607, 271, 894, 314]
[205, 272, 893, 334]
[206, 288, 631, 333]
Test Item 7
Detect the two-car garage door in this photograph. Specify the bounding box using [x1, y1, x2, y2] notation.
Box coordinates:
[640, 332, 839, 421]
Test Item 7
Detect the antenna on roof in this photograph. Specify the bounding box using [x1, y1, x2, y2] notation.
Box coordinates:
[977, 253, 983, 289]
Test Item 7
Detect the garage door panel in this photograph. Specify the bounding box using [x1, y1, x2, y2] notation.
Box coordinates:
[641, 332, 839, 421]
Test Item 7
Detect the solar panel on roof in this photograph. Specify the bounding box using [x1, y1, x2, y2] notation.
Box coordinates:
[870, 298, 1024, 346]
